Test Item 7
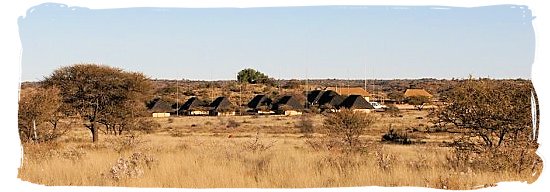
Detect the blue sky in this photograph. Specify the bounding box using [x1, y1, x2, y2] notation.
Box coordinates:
[18, 3, 535, 81]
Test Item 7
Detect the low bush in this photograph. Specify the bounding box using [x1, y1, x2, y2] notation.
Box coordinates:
[102, 152, 156, 182]
[381, 128, 412, 144]
[133, 118, 160, 134]
[385, 104, 401, 117]
[296, 115, 315, 136]
[226, 119, 241, 128]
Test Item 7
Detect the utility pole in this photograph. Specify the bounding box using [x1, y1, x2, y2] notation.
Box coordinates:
[364, 63, 367, 91]
[176, 79, 179, 116]
[305, 67, 309, 108]
[239, 82, 242, 116]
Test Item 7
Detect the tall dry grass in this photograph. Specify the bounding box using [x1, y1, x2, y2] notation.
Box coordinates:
[18, 111, 541, 189]
[18, 131, 539, 189]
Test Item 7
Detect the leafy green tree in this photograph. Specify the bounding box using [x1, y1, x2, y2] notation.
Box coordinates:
[43, 64, 152, 142]
[237, 68, 270, 84]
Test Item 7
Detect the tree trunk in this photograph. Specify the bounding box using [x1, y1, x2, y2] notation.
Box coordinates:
[91, 122, 99, 142]
[497, 131, 506, 147]
[118, 126, 124, 135]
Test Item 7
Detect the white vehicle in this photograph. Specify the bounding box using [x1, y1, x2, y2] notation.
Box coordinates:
[369, 102, 388, 111]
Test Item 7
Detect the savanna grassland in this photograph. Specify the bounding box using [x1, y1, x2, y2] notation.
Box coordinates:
[18, 110, 540, 189]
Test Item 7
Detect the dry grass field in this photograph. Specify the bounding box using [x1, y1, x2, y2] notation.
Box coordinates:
[18, 110, 540, 189]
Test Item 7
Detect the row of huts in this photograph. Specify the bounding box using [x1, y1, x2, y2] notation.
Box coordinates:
[148, 87, 432, 117]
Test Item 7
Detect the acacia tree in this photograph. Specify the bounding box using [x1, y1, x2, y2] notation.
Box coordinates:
[432, 79, 540, 174]
[18, 87, 71, 142]
[432, 79, 534, 148]
[43, 64, 152, 142]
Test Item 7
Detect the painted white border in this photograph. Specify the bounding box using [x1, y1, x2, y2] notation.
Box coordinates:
[1, 0, 547, 192]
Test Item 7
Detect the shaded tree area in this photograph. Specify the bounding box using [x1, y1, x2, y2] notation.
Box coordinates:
[42, 64, 152, 142]
[431, 79, 540, 174]
[18, 87, 74, 142]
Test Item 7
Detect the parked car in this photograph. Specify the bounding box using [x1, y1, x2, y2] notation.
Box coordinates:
[369, 102, 388, 112]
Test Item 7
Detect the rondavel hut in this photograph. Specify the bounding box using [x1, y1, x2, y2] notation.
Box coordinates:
[178, 97, 210, 116]
[247, 94, 274, 114]
[147, 99, 175, 118]
[338, 94, 374, 113]
[271, 95, 304, 116]
[209, 96, 236, 116]
[306, 90, 324, 107]
[316, 90, 344, 112]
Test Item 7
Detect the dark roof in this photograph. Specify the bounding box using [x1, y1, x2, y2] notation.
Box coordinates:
[317, 90, 340, 106]
[247, 95, 272, 109]
[210, 97, 235, 112]
[320, 94, 344, 108]
[179, 97, 210, 111]
[339, 95, 374, 109]
[272, 95, 304, 111]
[148, 99, 175, 113]
[307, 90, 324, 104]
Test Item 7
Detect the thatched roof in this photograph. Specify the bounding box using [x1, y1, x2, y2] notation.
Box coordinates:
[272, 95, 304, 111]
[326, 87, 370, 96]
[148, 99, 175, 113]
[317, 90, 340, 106]
[339, 95, 374, 109]
[247, 95, 272, 109]
[307, 90, 324, 104]
[210, 97, 235, 112]
[404, 89, 433, 98]
[179, 97, 210, 112]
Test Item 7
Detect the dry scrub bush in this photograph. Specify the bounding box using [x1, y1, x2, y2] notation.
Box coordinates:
[296, 114, 315, 136]
[385, 104, 401, 117]
[381, 128, 412, 144]
[241, 131, 275, 154]
[108, 134, 147, 154]
[102, 152, 156, 182]
[445, 134, 541, 175]
[435, 79, 541, 177]
[323, 109, 374, 153]
[226, 119, 241, 128]
[22, 142, 86, 162]
[132, 118, 161, 134]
